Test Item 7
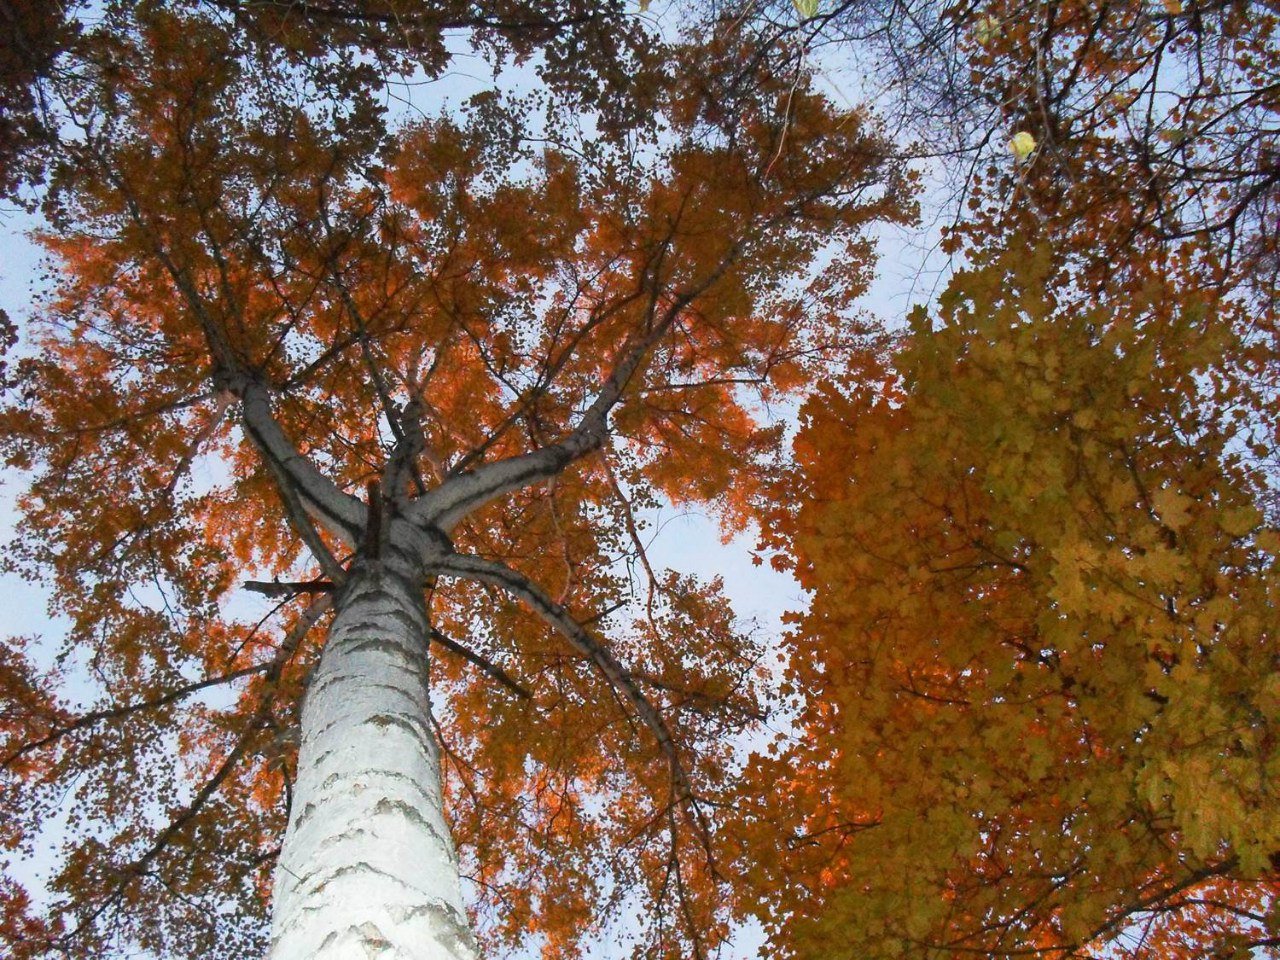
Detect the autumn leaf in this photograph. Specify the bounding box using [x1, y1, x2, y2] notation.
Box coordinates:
[752, 238, 1280, 960]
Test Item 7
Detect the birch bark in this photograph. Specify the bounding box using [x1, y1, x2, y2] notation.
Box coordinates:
[267, 560, 476, 960]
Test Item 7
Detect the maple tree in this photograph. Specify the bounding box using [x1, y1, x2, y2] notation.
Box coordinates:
[0, 3, 912, 958]
[759, 242, 1279, 957]
[742, 0, 1280, 957]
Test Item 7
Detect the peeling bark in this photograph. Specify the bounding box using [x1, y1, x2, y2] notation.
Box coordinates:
[268, 561, 475, 960]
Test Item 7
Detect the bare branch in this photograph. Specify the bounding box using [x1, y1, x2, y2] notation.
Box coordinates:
[243, 579, 336, 598]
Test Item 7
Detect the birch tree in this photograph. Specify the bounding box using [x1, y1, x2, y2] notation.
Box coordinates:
[0, 4, 910, 957]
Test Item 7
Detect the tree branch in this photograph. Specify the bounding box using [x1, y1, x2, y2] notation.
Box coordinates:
[410, 272, 733, 532]
[429, 552, 697, 809]
[243, 579, 336, 598]
[428, 626, 531, 701]
[45, 593, 331, 948]
[83, 134, 365, 556]
[236, 377, 365, 545]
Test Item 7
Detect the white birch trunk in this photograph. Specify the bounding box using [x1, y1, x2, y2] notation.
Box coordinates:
[268, 560, 476, 960]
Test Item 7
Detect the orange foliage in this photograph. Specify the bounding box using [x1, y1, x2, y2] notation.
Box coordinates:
[0, 4, 910, 958]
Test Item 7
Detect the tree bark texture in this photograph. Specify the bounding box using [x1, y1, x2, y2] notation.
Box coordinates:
[267, 560, 476, 960]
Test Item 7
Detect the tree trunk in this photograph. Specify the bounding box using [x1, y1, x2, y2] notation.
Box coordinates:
[267, 560, 476, 960]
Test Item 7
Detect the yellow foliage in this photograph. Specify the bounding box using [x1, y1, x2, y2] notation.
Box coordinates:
[753, 240, 1280, 959]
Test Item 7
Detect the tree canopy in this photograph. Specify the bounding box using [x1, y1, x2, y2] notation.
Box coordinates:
[760, 241, 1279, 957]
[1, 1, 1278, 959]
[745, 1, 1280, 956]
[0, 3, 909, 957]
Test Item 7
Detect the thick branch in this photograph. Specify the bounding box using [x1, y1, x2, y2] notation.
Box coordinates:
[410, 283, 717, 533]
[381, 397, 427, 510]
[237, 378, 365, 545]
[430, 552, 695, 806]
[243, 579, 336, 598]
[429, 627, 531, 700]
[82, 124, 365, 554]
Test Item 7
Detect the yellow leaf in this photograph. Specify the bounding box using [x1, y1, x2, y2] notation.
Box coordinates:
[1152, 487, 1193, 530]
[974, 15, 1000, 44]
[1219, 505, 1260, 538]
[1009, 131, 1037, 162]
